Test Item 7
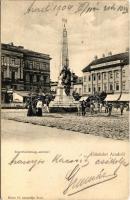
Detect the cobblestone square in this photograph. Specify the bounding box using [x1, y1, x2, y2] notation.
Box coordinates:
[2, 109, 129, 140]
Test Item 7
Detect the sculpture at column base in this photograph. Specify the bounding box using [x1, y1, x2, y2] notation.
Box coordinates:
[49, 74, 78, 113]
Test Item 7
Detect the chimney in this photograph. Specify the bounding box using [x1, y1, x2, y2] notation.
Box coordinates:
[94, 55, 98, 60]
[102, 54, 105, 58]
[108, 52, 112, 56]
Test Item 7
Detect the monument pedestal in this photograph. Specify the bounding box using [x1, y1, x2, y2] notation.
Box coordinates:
[49, 83, 78, 113]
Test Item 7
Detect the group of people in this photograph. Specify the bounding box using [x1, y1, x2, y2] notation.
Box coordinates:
[79, 100, 103, 116]
[27, 98, 49, 117]
[78, 100, 127, 116]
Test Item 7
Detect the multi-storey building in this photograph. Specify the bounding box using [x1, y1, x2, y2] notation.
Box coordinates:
[23, 49, 51, 92]
[1, 43, 51, 103]
[82, 51, 129, 101]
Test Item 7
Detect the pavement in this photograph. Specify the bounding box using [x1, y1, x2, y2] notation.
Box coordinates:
[1, 109, 129, 140]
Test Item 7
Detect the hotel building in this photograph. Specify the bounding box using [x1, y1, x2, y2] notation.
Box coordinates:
[82, 51, 129, 101]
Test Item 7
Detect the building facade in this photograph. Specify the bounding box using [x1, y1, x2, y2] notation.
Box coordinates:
[1, 43, 51, 103]
[73, 77, 83, 96]
[82, 51, 129, 100]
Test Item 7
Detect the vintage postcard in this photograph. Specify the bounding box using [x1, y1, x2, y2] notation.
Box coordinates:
[1, 0, 129, 199]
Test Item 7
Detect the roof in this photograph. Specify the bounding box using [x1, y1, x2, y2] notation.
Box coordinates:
[1, 43, 51, 60]
[82, 52, 129, 72]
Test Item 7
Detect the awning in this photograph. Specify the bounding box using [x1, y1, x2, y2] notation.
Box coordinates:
[16, 91, 30, 97]
[13, 92, 23, 103]
[118, 93, 129, 101]
[105, 94, 120, 101]
[79, 96, 89, 101]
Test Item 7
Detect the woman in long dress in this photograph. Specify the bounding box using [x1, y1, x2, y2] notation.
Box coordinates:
[27, 101, 33, 116]
[36, 99, 43, 116]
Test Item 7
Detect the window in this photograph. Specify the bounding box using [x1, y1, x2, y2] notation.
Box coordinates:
[89, 76, 91, 81]
[93, 85, 96, 93]
[11, 58, 15, 65]
[98, 73, 101, 80]
[84, 85, 86, 93]
[93, 74, 96, 81]
[109, 71, 113, 79]
[26, 74, 30, 81]
[1, 71, 4, 79]
[84, 76, 86, 82]
[29, 61, 33, 69]
[35, 62, 40, 69]
[122, 70, 125, 77]
[11, 71, 15, 81]
[109, 83, 113, 91]
[33, 75, 36, 82]
[37, 75, 40, 82]
[122, 82, 125, 90]
[44, 76, 47, 83]
[88, 85, 91, 92]
[103, 72, 106, 80]
[98, 85, 101, 92]
[104, 83, 107, 91]
[115, 82, 119, 90]
[30, 75, 33, 83]
[46, 76, 50, 83]
[115, 70, 119, 78]
[46, 64, 49, 70]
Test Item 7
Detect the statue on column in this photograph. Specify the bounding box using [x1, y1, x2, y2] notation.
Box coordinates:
[60, 58, 72, 96]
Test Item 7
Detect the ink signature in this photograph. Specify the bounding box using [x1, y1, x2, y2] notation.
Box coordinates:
[63, 160, 129, 196]
[8, 151, 129, 196]
[24, 1, 128, 16]
[8, 151, 50, 171]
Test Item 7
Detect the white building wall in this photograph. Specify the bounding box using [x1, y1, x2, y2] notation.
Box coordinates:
[82, 64, 129, 96]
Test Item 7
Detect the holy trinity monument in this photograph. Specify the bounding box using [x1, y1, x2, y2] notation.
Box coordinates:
[49, 22, 77, 112]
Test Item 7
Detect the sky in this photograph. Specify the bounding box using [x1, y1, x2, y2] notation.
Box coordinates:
[1, 0, 129, 81]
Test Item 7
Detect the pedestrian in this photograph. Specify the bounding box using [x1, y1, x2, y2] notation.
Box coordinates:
[90, 102, 95, 115]
[27, 101, 33, 116]
[120, 103, 124, 115]
[36, 98, 43, 116]
[81, 100, 86, 116]
[94, 102, 98, 114]
[77, 103, 81, 116]
[108, 103, 112, 116]
[32, 99, 37, 116]
[105, 102, 109, 113]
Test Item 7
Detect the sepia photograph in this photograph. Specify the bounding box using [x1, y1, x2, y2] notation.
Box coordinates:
[1, 0, 129, 199]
